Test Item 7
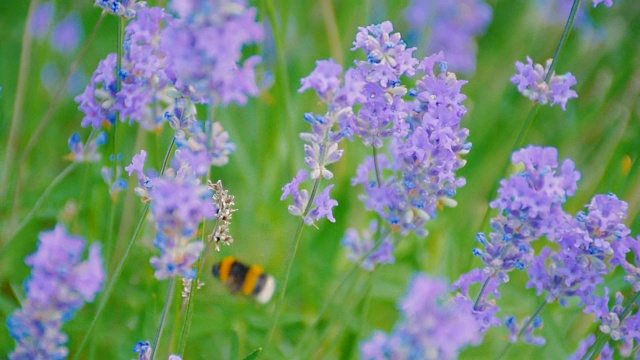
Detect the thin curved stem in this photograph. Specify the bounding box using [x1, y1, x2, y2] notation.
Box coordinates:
[9, 12, 106, 228]
[0, 0, 39, 201]
[496, 301, 547, 360]
[152, 278, 177, 360]
[267, 177, 321, 344]
[71, 203, 150, 360]
[1, 162, 78, 250]
[372, 146, 383, 188]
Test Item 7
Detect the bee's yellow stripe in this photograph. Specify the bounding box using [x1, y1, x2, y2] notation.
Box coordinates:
[219, 256, 236, 283]
[242, 265, 264, 296]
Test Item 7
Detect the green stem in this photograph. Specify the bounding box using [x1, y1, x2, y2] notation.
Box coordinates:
[71, 203, 150, 360]
[473, 0, 579, 250]
[496, 301, 547, 360]
[9, 12, 105, 227]
[72, 138, 174, 359]
[372, 146, 382, 187]
[545, 0, 581, 83]
[473, 276, 493, 310]
[267, 177, 322, 343]
[1, 162, 78, 250]
[582, 290, 640, 360]
[177, 218, 219, 354]
[0, 0, 39, 201]
[152, 278, 177, 360]
[290, 228, 389, 358]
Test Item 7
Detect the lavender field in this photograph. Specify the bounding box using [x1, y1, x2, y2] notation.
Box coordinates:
[1, 0, 640, 359]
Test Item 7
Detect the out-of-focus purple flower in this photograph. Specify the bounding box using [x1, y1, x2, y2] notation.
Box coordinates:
[404, 0, 492, 74]
[6, 225, 105, 360]
[95, 0, 147, 19]
[67, 131, 107, 163]
[505, 315, 546, 346]
[593, 0, 613, 7]
[161, 0, 264, 105]
[568, 334, 614, 360]
[511, 57, 578, 110]
[51, 12, 83, 54]
[101, 164, 128, 199]
[30, 2, 54, 40]
[342, 220, 395, 271]
[134, 341, 183, 360]
[299, 59, 343, 102]
[361, 274, 482, 359]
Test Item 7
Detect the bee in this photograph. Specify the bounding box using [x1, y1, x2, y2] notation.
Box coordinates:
[212, 256, 276, 304]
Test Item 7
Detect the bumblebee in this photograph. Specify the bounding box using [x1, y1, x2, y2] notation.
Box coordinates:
[212, 256, 276, 304]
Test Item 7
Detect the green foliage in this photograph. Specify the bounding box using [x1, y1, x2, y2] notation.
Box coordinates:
[0, 0, 639, 359]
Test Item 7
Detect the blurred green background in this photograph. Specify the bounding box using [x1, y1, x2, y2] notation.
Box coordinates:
[1, 0, 639, 358]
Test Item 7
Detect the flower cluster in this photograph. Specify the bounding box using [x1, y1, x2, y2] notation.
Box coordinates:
[454, 146, 580, 332]
[361, 274, 482, 359]
[527, 194, 631, 308]
[7, 225, 105, 360]
[404, 0, 493, 74]
[76, 6, 175, 130]
[95, 0, 146, 19]
[126, 149, 216, 280]
[162, 0, 264, 105]
[511, 57, 578, 110]
[354, 53, 470, 237]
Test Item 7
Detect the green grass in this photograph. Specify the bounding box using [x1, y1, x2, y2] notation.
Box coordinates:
[1, 0, 640, 359]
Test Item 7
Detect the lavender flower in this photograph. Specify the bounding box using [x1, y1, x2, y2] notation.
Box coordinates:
[76, 7, 176, 131]
[51, 12, 83, 54]
[161, 0, 264, 105]
[350, 21, 417, 147]
[404, 0, 492, 74]
[95, 0, 147, 19]
[30, 2, 54, 40]
[593, 0, 613, 7]
[527, 194, 630, 308]
[66, 131, 107, 162]
[361, 274, 482, 359]
[342, 220, 395, 271]
[174, 120, 236, 176]
[126, 150, 216, 279]
[354, 53, 470, 237]
[472, 146, 580, 283]
[511, 57, 578, 110]
[7, 225, 105, 360]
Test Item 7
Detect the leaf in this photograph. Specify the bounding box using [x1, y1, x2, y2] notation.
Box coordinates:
[242, 348, 262, 360]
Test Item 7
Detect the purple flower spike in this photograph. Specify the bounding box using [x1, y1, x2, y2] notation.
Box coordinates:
[404, 0, 492, 74]
[7, 225, 105, 360]
[362, 274, 482, 359]
[299, 59, 343, 102]
[511, 57, 578, 110]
